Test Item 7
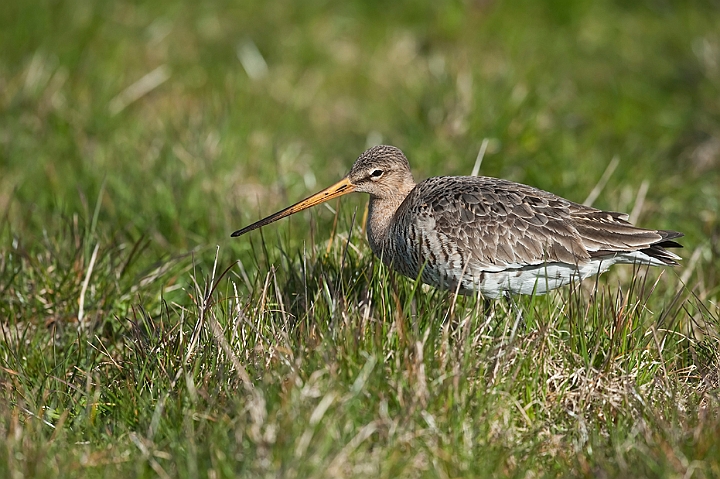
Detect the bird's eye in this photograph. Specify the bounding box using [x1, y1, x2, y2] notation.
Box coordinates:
[370, 169, 384, 179]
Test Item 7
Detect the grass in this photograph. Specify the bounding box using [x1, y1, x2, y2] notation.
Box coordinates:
[1, 0, 720, 477]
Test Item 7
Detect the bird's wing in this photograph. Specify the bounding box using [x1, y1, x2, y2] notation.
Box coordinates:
[400, 176, 671, 271]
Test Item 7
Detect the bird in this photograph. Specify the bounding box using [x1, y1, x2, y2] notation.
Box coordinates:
[231, 145, 683, 298]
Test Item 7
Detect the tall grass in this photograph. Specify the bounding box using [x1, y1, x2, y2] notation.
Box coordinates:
[1, 0, 720, 476]
[1, 213, 718, 477]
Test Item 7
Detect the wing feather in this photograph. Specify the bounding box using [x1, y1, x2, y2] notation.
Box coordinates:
[393, 176, 682, 273]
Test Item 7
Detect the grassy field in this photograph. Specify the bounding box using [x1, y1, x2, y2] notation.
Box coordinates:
[2, 0, 720, 477]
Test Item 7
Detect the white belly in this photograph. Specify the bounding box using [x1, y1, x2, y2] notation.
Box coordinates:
[462, 261, 608, 298]
[421, 251, 666, 298]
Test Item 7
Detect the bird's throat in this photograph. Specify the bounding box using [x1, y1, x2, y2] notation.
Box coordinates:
[366, 193, 409, 259]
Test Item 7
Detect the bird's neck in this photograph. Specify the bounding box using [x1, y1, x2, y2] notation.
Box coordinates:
[366, 184, 414, 258]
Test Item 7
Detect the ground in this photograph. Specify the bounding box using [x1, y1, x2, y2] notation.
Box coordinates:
[1, 0, 719, 477]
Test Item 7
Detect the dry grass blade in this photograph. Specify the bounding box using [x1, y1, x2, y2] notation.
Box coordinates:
[584, 155, 620, 207]
[109, 65, 171, 115]
[78, 243, 99, 326]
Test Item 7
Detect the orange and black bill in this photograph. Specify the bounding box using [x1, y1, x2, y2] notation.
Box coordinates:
[231, 177, 356, 237]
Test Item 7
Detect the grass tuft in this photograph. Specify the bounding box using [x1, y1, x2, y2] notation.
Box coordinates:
[2, 0, 720, 476]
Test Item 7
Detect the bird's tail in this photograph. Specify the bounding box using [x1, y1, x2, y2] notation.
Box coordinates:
[639, 230, 684, 265]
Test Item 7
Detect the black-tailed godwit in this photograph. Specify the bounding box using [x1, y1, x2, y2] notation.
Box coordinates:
[232, 145, 682, 297]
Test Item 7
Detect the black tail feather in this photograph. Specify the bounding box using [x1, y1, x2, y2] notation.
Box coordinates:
[641, 231, 684, 265]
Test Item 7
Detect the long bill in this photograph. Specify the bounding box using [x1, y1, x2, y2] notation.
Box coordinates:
[231, 177, 356, 237]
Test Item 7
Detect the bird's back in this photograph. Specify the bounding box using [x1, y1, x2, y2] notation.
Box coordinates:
[379, 176, 682, 297]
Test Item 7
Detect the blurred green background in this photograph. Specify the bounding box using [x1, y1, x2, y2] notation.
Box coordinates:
[2, 1, 720, 476]
[2, 0, 718, 263]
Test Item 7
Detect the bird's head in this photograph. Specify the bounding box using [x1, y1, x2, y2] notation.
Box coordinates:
[231, 145, 415, 237]
[347, 145, 415, 199]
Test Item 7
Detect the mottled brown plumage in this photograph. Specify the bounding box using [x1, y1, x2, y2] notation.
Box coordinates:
[232, 145, 683, 297]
